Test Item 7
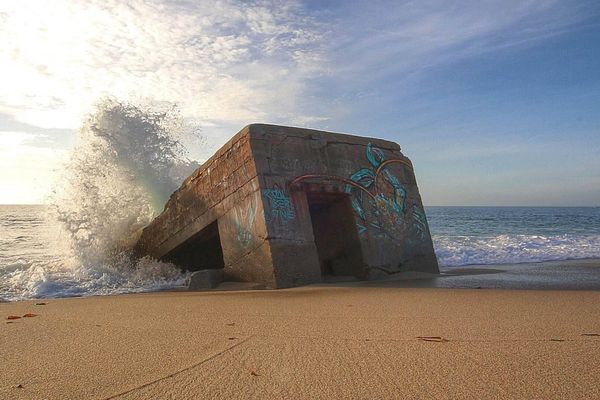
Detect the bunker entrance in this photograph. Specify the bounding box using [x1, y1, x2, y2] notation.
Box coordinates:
[306, 192, 364, 278]
[164, 221, 225, 272]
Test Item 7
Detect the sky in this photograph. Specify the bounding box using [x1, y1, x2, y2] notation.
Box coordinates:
[0, 0, 599, 206]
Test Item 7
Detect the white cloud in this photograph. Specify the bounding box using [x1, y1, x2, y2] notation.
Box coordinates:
[0, 0, 327, 130]
[0, 1, 590, 132]
[0, 0, 595, 204]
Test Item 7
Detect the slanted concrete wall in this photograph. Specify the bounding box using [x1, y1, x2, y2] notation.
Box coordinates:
[218, 188, 276, 285]
[135, 126, 276, 285]
[136, 124, 438, 289]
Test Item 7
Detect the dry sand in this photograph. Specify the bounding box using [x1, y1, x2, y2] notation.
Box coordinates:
[2, 262, 600, 399]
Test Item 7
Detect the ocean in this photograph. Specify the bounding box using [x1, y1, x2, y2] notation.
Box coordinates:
[1, 205, 599, 301]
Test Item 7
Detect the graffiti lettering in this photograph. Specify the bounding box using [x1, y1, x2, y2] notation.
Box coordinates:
[263, 187, 295, 222]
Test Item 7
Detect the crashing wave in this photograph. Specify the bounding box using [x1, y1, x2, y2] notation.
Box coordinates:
[0, 99, 200, 301]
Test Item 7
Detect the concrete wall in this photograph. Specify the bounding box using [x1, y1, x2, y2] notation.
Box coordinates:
[248, 124, 438, 286]
[135, 124, 438, 289]
[134, 126, 276, 285]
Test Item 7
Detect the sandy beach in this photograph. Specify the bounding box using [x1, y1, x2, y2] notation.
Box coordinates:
[2, 260, 600, 400]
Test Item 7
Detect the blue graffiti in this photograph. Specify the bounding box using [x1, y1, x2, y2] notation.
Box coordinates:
[366, 142, 385, 168]
[263, 188, 295, 222]
[345, 143, 408, 235]
[233, 195, 256, 247]
[411, 205, 429, 240]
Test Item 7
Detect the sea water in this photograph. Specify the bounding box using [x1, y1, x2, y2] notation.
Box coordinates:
[0, 204, 187, 301]
[428, 206, 600, 266]
[2, 205, 599, 301]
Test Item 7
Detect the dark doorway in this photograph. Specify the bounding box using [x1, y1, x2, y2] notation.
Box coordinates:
[306, 192, 364, 279]
[163, 220, 225, 272]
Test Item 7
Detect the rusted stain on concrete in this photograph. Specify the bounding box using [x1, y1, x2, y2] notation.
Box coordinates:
[135, 124, 439, 288]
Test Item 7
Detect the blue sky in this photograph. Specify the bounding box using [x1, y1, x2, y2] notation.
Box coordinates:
[0, 0, 599, 205]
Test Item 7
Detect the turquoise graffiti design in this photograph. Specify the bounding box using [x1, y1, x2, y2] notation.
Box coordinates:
[233, 195, 257, 247]
[344, 143, 426, 239]
[263, 187, 295, 222]
[410, 205, 428, 241]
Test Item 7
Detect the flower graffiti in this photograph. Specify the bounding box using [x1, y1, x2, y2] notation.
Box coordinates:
[345, 143, 410, 236]
[287, 143, 429, 241]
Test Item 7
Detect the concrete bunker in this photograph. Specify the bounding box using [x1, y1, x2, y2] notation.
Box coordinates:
[135, 124, 439, 289]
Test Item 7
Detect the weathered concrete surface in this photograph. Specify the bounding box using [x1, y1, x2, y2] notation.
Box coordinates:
[135, 124, 439, 288]
[187, 269, 224, 290]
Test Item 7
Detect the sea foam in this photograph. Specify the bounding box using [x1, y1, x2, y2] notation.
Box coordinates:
[433, 233, 600, 266]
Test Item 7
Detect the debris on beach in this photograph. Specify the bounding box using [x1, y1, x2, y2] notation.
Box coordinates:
[417, 336, 449, 342]
[250, 371, 260, 377]
[581, 333, 600, 337]
[35, 302, 47, 306]
[23, 313, 37, 318]
[7, 315, 21, 320]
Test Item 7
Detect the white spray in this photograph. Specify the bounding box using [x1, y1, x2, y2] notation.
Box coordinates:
[0, 99, 200, 300]
[54, 99, 198, 265]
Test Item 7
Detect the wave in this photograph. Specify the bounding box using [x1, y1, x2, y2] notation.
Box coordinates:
[433, 234, 600, 267]
[0, 256, 188, 302]
[0, 99, 200, 301]
[52, 99, 199, 265]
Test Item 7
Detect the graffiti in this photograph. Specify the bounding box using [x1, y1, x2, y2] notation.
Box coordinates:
[343, 143, 409, 237]
[410, 205, 429, 241]
[263, 186, 295, 222]
[233, 195, 257, 247]
[290, 143, 429, 241]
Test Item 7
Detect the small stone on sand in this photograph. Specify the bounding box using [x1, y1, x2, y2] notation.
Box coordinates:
[417, 336, 449, 342]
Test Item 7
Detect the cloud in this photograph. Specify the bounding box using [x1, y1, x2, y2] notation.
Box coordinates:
[0, 0, 328, 131]
[0, 0, 593, 133]
[1, 0, 597, 204]
[326, 0, 594, 86]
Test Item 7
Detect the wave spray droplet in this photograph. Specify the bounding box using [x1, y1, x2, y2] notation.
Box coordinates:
[0, 99, 200, 301]
[54, 99, 198, 265]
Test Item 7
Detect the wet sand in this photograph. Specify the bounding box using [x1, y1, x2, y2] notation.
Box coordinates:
[2, 260, 600, 399]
